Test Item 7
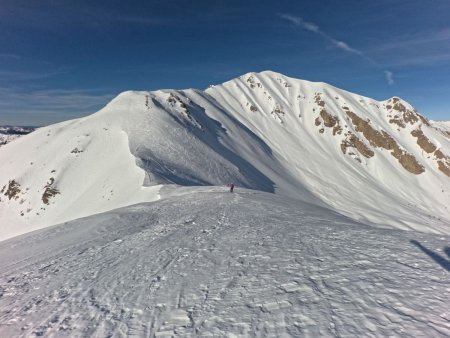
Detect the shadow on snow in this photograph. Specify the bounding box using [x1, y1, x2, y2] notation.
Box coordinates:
[410, 240, 450, 272]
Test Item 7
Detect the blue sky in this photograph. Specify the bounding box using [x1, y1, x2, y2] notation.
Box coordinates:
[1, 0, 450, 125]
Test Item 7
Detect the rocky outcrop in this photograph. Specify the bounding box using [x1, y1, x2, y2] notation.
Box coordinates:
[166, 93, 203, 130]
[346, 110, 425, 174]
[1, 180, 22, 200]
[246, 76, 262, 89]
[42, 178, 60, 205]
[271, 107, 285, 124]
[385, 97, 429, 128]
[411, 129, 437, 153]
[314, 93, 325, 107]
[437, 160, 450, 177]
[341, 132, 374, 158]
[410, 129, 450, 177]
[434, 150, 450, 177]
[320, 109, 338, 128]
[315, 109, 342, 136]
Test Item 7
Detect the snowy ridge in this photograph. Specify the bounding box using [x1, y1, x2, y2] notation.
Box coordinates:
[1, 71, 450, 240]
[0, 113, 161, 240]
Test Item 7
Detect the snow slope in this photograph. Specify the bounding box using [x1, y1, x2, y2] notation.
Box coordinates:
[0, 115, 161, 240]
[1, 71, 450, 240]
[205, 72, 450, 232]
[0, 187, 449, 337]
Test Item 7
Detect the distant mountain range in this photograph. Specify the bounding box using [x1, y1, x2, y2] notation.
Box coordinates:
[0, 126, 35, 147]
[1, 71, 449, 240]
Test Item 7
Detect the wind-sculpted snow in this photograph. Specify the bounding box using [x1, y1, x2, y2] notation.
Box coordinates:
[0, 187, 449, 337]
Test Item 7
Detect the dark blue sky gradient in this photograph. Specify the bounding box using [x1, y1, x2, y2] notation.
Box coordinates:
[1, 0, 450, 125]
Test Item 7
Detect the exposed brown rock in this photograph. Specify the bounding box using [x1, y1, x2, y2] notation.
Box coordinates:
[392, 101, 407, 113]
[315, 117, 321, 126]
[346, 110, 424, 174]
[2, 180, 21, 200]
[319, 109, 338, 128]
[391, 148, 425, 174]
[246, 76, 261, 89]
[333, 123, 343, 136]
[314, 93, 325, 107]
[319, 128, 325, 134]
[347, 111, 394, 148]
[42, 178, 60, 205]
[341, 133, 374, 158]
[389, 117, 406, 128]
[437, 160, 450, 177]
[435, 149, 445, 159]
[411, 129, 437, 153]
[418, 114, 429, 126]
[249, 105, 258, 112]
[433, 149, 450, 177]
[385, 97, 430, 127]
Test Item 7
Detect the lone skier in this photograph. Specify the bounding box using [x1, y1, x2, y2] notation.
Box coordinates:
[229, 183, 234, 193]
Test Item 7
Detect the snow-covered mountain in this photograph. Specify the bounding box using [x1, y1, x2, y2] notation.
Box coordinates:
[0, 126, 35, 148]
[1, 71, 450, 240]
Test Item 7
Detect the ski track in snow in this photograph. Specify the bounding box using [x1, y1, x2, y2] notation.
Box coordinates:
[1, 187, 449, 337]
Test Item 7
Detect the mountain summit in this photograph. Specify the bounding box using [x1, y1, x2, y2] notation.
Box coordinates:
[1, 71, 449, 240]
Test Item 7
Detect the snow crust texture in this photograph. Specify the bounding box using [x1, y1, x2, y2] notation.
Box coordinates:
[0, 188, 449, 337]
[1, 70, 450, 240]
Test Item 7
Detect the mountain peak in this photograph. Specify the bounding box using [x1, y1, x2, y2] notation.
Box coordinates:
[1, 71, 450, 240]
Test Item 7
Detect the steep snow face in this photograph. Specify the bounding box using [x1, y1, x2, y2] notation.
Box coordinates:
[205, 71, 450, 233]
[1, 187, 449, 337]
[0, 71, 449, 240]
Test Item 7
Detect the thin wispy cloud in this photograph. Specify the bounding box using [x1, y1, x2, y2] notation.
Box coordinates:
[279, 13, 393, 85]
[0, 53, 21, 60]
[384, 71, 394, 85]
[375, 28, 450, 52]
[279, 14, 362, 55]
[279, 14, 319, 33]
[0, 69, 68, 82]
[369, 28, 450, 67]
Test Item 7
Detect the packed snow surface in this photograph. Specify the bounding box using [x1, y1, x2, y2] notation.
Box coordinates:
[0, 187, 449, 337]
